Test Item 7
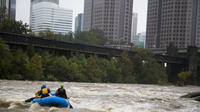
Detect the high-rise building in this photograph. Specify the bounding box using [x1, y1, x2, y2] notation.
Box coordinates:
[138, 32, 146, 48]
[83, 0, 133, 45]
[146, 0, 200, 49]
[75, 13, 84, 32]
[0, 0, 16, 20]
[30, 0, 72, 35]
[131, 12, 138, 44]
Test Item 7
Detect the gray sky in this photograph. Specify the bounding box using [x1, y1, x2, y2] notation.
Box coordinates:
[16, 0, 148, 33]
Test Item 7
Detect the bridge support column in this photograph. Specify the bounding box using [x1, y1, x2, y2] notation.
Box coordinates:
[187, 46, 198, 85]
[166, 43, 184, 84]
[167, 63, 185, 84]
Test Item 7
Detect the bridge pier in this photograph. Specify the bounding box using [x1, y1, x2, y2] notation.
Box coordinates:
[187, 46, 199, 85]
[166, 44, 186, 84]
[166, 63, 185, 84]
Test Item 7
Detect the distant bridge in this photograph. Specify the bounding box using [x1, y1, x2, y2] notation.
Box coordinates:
[0, 32, 186, 64]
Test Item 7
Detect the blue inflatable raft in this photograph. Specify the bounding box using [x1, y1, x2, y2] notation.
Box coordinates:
[32, 96, 69, 107]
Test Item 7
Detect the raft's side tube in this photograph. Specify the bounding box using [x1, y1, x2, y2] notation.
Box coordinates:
[32, 96, 69, 107]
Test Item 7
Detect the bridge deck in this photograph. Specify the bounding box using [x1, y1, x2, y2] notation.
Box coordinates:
[0, 32, 186, 64]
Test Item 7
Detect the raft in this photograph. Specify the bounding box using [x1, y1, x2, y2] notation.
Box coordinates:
[32, 96, 69, 107]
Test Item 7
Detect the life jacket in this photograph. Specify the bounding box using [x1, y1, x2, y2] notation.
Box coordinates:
[40, 88, 50, 98]
[35, 89, 42, 98]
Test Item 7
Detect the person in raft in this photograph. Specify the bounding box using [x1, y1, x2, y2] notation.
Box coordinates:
[55, 84, 68, 99]
[35, 84, 51, 98]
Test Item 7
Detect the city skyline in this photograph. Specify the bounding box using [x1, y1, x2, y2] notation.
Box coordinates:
[16, 0, 147, 33]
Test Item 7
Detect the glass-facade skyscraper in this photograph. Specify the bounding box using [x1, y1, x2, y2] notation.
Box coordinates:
[75, 13, 84, 32]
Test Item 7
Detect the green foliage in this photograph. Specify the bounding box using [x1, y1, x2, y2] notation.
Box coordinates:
[120, 51, 136, 83]
[0, 7, 8, 21]
[29, 53, 43, 80]
[0, 18, 31, 34]
[0, 38, 169, 84]
[38, 29, 73, 42]
[74, 29, 107, 45]
[85, 56, 103, 82]
[177, 71, 192, 86]
[67, 54, 88, 82]
[48, 56, 69, 81]
[47, 74, 57, 81]
[133, 49, 168, 84]
[0, 39, 12, 79]
[106, 59, 122, 83]
[11, 49, 31, 80]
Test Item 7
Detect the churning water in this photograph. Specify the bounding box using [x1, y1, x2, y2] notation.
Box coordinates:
[0, 80, 200, 112]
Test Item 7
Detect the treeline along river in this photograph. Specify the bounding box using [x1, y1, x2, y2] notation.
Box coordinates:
[0, 80, 200, 112]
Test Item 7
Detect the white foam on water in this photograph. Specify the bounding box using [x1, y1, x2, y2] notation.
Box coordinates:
[49, 107, 60, 112]
[28, 103, 41, 112]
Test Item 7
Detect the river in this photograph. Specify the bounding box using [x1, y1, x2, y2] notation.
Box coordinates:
[0, 80, 200, 112]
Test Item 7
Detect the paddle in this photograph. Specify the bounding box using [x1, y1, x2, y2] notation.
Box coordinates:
[25, 97, 35, 102]
[66, 98, 73, 109]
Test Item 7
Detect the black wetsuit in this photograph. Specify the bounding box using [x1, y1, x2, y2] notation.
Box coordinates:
[55, 87, 68, 99]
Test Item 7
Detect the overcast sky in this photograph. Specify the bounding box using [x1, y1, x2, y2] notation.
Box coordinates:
[16, 0, 148, 33]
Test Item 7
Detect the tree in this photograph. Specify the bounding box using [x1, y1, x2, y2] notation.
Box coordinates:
[85, 56, 103, 82]
[38, 29, 57, 39]
[177, 71, 192, 86]
[0, 18, 31, 34]
[29, 53, 43, 80]
[38, 29, 73, 41]
[0, 7, 8, 22]
[74, 29, 107, 45]
[68, 54, 88, 82]
[11, 49, 31, 80]
[119, 51, 136, 83]
[106, 58, 122, 83]
[133, 49, 168, 84]
[0, 39, 12, 79]
[48, 56, 69, 81]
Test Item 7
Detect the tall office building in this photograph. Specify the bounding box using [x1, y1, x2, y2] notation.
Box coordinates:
[131, 12, 138, 44]
[146, 0, 200, 49]
[83, 0, 133, 45]
[30, 0, 72, 35]
[75, 13, 84, 32]
[0, 0, 16, 20]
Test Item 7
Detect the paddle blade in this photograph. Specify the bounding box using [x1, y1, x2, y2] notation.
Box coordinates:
[25, 97, 35, 102]
[69, 104, 73, 109]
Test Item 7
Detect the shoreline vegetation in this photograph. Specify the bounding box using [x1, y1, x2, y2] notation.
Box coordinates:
[0, 38, 168, 85]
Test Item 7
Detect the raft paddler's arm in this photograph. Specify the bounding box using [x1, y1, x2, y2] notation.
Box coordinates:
[35, 89, 42, 98]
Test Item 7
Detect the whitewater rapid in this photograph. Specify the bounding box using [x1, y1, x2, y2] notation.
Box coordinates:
[0, 80, 200, 112]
